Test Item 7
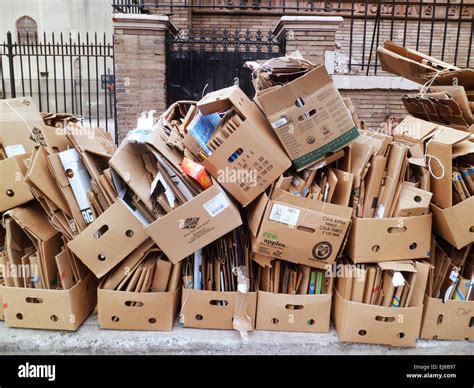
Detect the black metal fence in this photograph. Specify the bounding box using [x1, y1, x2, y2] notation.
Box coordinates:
[0, 31, 116, 136]
[114, 0, 474, 74]
[166, 29, 284, 105]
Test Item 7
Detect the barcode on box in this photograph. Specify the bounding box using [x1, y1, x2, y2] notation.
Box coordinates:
[203, 192, 230, 217]
[269, 204, 300, 226]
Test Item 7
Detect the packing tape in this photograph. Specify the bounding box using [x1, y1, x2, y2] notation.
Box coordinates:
[232, 266, 252, 342]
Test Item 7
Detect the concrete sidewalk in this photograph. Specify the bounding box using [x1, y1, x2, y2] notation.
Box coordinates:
[0, 315, 472, 355]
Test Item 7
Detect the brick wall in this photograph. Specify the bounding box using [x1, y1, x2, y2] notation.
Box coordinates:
[114, 27, 167, 143]
[340, 89, 409, 129]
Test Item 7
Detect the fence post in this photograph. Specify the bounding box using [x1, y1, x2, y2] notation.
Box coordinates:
[113, 14, 178, 144]
[273, 16, 343, 67]
[7, 31, 16, 98]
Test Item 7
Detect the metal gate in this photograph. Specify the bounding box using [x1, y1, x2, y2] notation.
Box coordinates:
[0, 31, 116, 137]
[166, 29, 285, 105]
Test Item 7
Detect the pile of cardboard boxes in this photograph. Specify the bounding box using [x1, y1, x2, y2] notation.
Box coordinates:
[0, 44, 472, 347]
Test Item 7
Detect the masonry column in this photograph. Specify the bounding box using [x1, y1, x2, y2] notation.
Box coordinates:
[113, 14, 178, 143]
[274, 16, 343, 65]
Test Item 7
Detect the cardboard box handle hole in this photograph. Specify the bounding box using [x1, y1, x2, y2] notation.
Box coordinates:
[437, 314, 444, 325]
[93, 225, 109, 239]
[387, 226, 407, 234]
[227, 148, 243, 163]
[409, 242, 417, 250]
[307, 319, 315, 325]
[469, 317, 474, 328]
[296, 225, 315, 233]
[375, 315, 395, 322]
[124, 301, 144, 307]
[358, 329, 367, 336]
[209, 300, 228, 306]
[148, 318, 157, 324]
[285, 304, 304, 310]
[298, 109, 316, 121]
[469, 226, 474, 233]
[6, 189, 15, 197]
[16, 313, 23, 320]
[195, 314, 203, 321]
[25, 297, 43, 304]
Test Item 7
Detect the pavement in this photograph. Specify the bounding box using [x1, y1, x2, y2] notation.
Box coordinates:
[0, 314, 472, 355]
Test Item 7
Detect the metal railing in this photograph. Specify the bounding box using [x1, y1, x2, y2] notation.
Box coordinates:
[113, 0, 474, 74]
[0, 31, 116, 138]
[166, 28, 284, 104]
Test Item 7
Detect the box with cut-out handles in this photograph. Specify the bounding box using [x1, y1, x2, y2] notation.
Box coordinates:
[180, 289, 257, 330]
[1, 273, 97, 331]
[345, 214, 432, 263]
[98, 287, 180, 331]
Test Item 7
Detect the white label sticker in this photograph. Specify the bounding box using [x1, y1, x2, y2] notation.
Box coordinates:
[449, 269, 459, 282]
[271, 117, 289, 129]
[5, 144, 26, 157]
[126, 128, 151, 143]
[203, 192, 230, 217]
[375, 204, 385, 219]
[269, 203, 300, 226]
[392, 271, 406, 287]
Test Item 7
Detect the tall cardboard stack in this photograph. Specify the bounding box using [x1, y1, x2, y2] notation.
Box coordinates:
[377, 41, 474, 342]
[0, 98, 102, 330]
[242, 53, 358, 333]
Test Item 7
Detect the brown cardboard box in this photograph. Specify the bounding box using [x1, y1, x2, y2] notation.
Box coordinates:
[180, 288, 257, 330]
[0, 154, 34, 212]
[377, 41, 458, 85]
[1, 273, 97, 331]
[67, 199, 149, 278]
[255, 291, 331, 333]
[247, 176, 352, 269]
[254, 65, 359, 171]
[0, 97, 42, 155]
[98, 287, 180, 331]
[110, 129, 243, 265]
[345, 214, 432, 263]
[431, 197, 474, 250]
[420, 295, 474, 340]
[333, 260, 430, 347]
[195, 86, 291, 206]
[333, 290, 423, 347]
[145, 184, 242, 264]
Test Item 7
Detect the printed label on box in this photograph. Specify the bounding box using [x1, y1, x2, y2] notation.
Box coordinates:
[269, 204, 300, 226]
[203, 191, 230, 217]
[5, 144, 26, 157]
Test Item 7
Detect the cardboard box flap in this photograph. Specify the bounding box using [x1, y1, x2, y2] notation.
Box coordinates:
[109, 142, 153, 209]
[7, 202, 58, 242]
[378, 261, 417, 273]
[411, 261, 431, 307]
[26, 146, 72, 217]
[67, 127, 115, 156]
[394, 116, 439, 141]
[256, 65, 332, 116]
[271, 189, 353, 219]
[431, 127, 471, 145]
[197, 86, 253, 117]
[252, 252, 273, 268]
[0, 97, 43, 154]
[246, 192, 269, 237]
[452, 140, 474, 158]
